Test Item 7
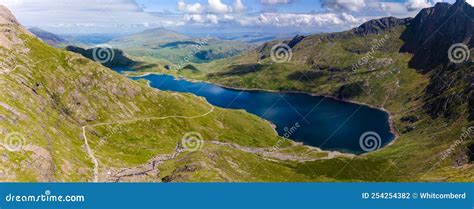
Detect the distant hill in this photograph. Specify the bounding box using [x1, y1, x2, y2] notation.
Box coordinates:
[110, 28, 190, 47]
[28, 27, 69, 47]
[66, 34, 122, 45]
[109, 27, 254, 67]
[28, 28, 122, 47]
[65, 45, 138, 68]
[212, 33, 295, 44]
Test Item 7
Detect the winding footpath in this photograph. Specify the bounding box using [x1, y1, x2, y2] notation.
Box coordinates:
[82, 101, 354, 182]
[82, 105, 215, 182]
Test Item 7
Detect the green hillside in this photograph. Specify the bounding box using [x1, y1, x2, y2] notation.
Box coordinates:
[0, 5, 346, 182]
[133, 2, 474, 181]
[2, 0, 473, 183]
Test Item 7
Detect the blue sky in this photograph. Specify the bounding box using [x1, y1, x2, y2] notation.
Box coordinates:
[0, 0, 465, 35]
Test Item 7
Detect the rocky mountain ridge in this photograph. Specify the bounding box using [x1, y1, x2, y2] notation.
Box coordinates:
[400, 0, 473, 71]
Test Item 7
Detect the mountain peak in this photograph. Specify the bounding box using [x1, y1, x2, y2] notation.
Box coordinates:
[399, 0, 473, 71]
[352, 16, 411, 35]
[140, 27, 187, 36]
[0, 5, 30, 49]
[0, 5, 18, 26]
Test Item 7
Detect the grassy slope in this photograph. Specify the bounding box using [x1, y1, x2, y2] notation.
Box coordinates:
[134, 26, 474, 181]
[1, 25, 341, 182]
[3, 18, 471, 182]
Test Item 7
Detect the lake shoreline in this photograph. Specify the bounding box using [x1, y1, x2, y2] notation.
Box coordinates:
[211, 82, 400, 156]
[127, 71, 398, 156]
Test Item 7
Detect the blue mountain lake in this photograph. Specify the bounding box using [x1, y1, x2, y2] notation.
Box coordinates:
[115, 68, 395, 154]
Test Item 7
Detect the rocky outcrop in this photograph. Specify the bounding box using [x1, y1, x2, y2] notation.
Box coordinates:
[352, 16, 412, 36]
[400, 0, 474, 120]
[0, 5, 19, 26]
[400, 0, 473, 71]
[0, 5, 29, 49]
[287, 35, 306, 48]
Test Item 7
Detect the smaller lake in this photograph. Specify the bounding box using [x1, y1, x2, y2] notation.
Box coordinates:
[126, 72, 394, 154]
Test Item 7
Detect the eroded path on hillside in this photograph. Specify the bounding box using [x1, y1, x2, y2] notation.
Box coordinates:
[82, 104, 215, 182]
[82, 99, 354, 182]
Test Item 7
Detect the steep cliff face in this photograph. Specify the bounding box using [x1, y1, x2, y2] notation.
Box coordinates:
[0, 5, 30, 50]
[397, 0, 473, 121]
[400, 0, 473, 71]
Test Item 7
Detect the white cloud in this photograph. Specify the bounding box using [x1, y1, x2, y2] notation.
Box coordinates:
[405, 0, 433, 11]
[182, 13, 222, 24]
[177, 0, 246, 24]
[208, 0, 232, 13]
[261, 0, 293, 5]
[404, 0, 456, 11]
[233, 0, 246, 13]
[223, 14, 235, 20]
[322, 0, 367, 12]
[1, 0, 468, 35]
[239, 12, 364, 28]
[0, 0, 143, 13]
[320, 0, 440, 18]
[372, 2, 410, 14]
[183, 14, 205, 23]
[179, 11, 366, 30]
[207, 14, 219, 24]
[178, 1, 204, 14]
[0, 0, 185, 33]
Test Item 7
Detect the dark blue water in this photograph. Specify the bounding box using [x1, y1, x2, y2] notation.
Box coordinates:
[126, 72, 394, 154]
